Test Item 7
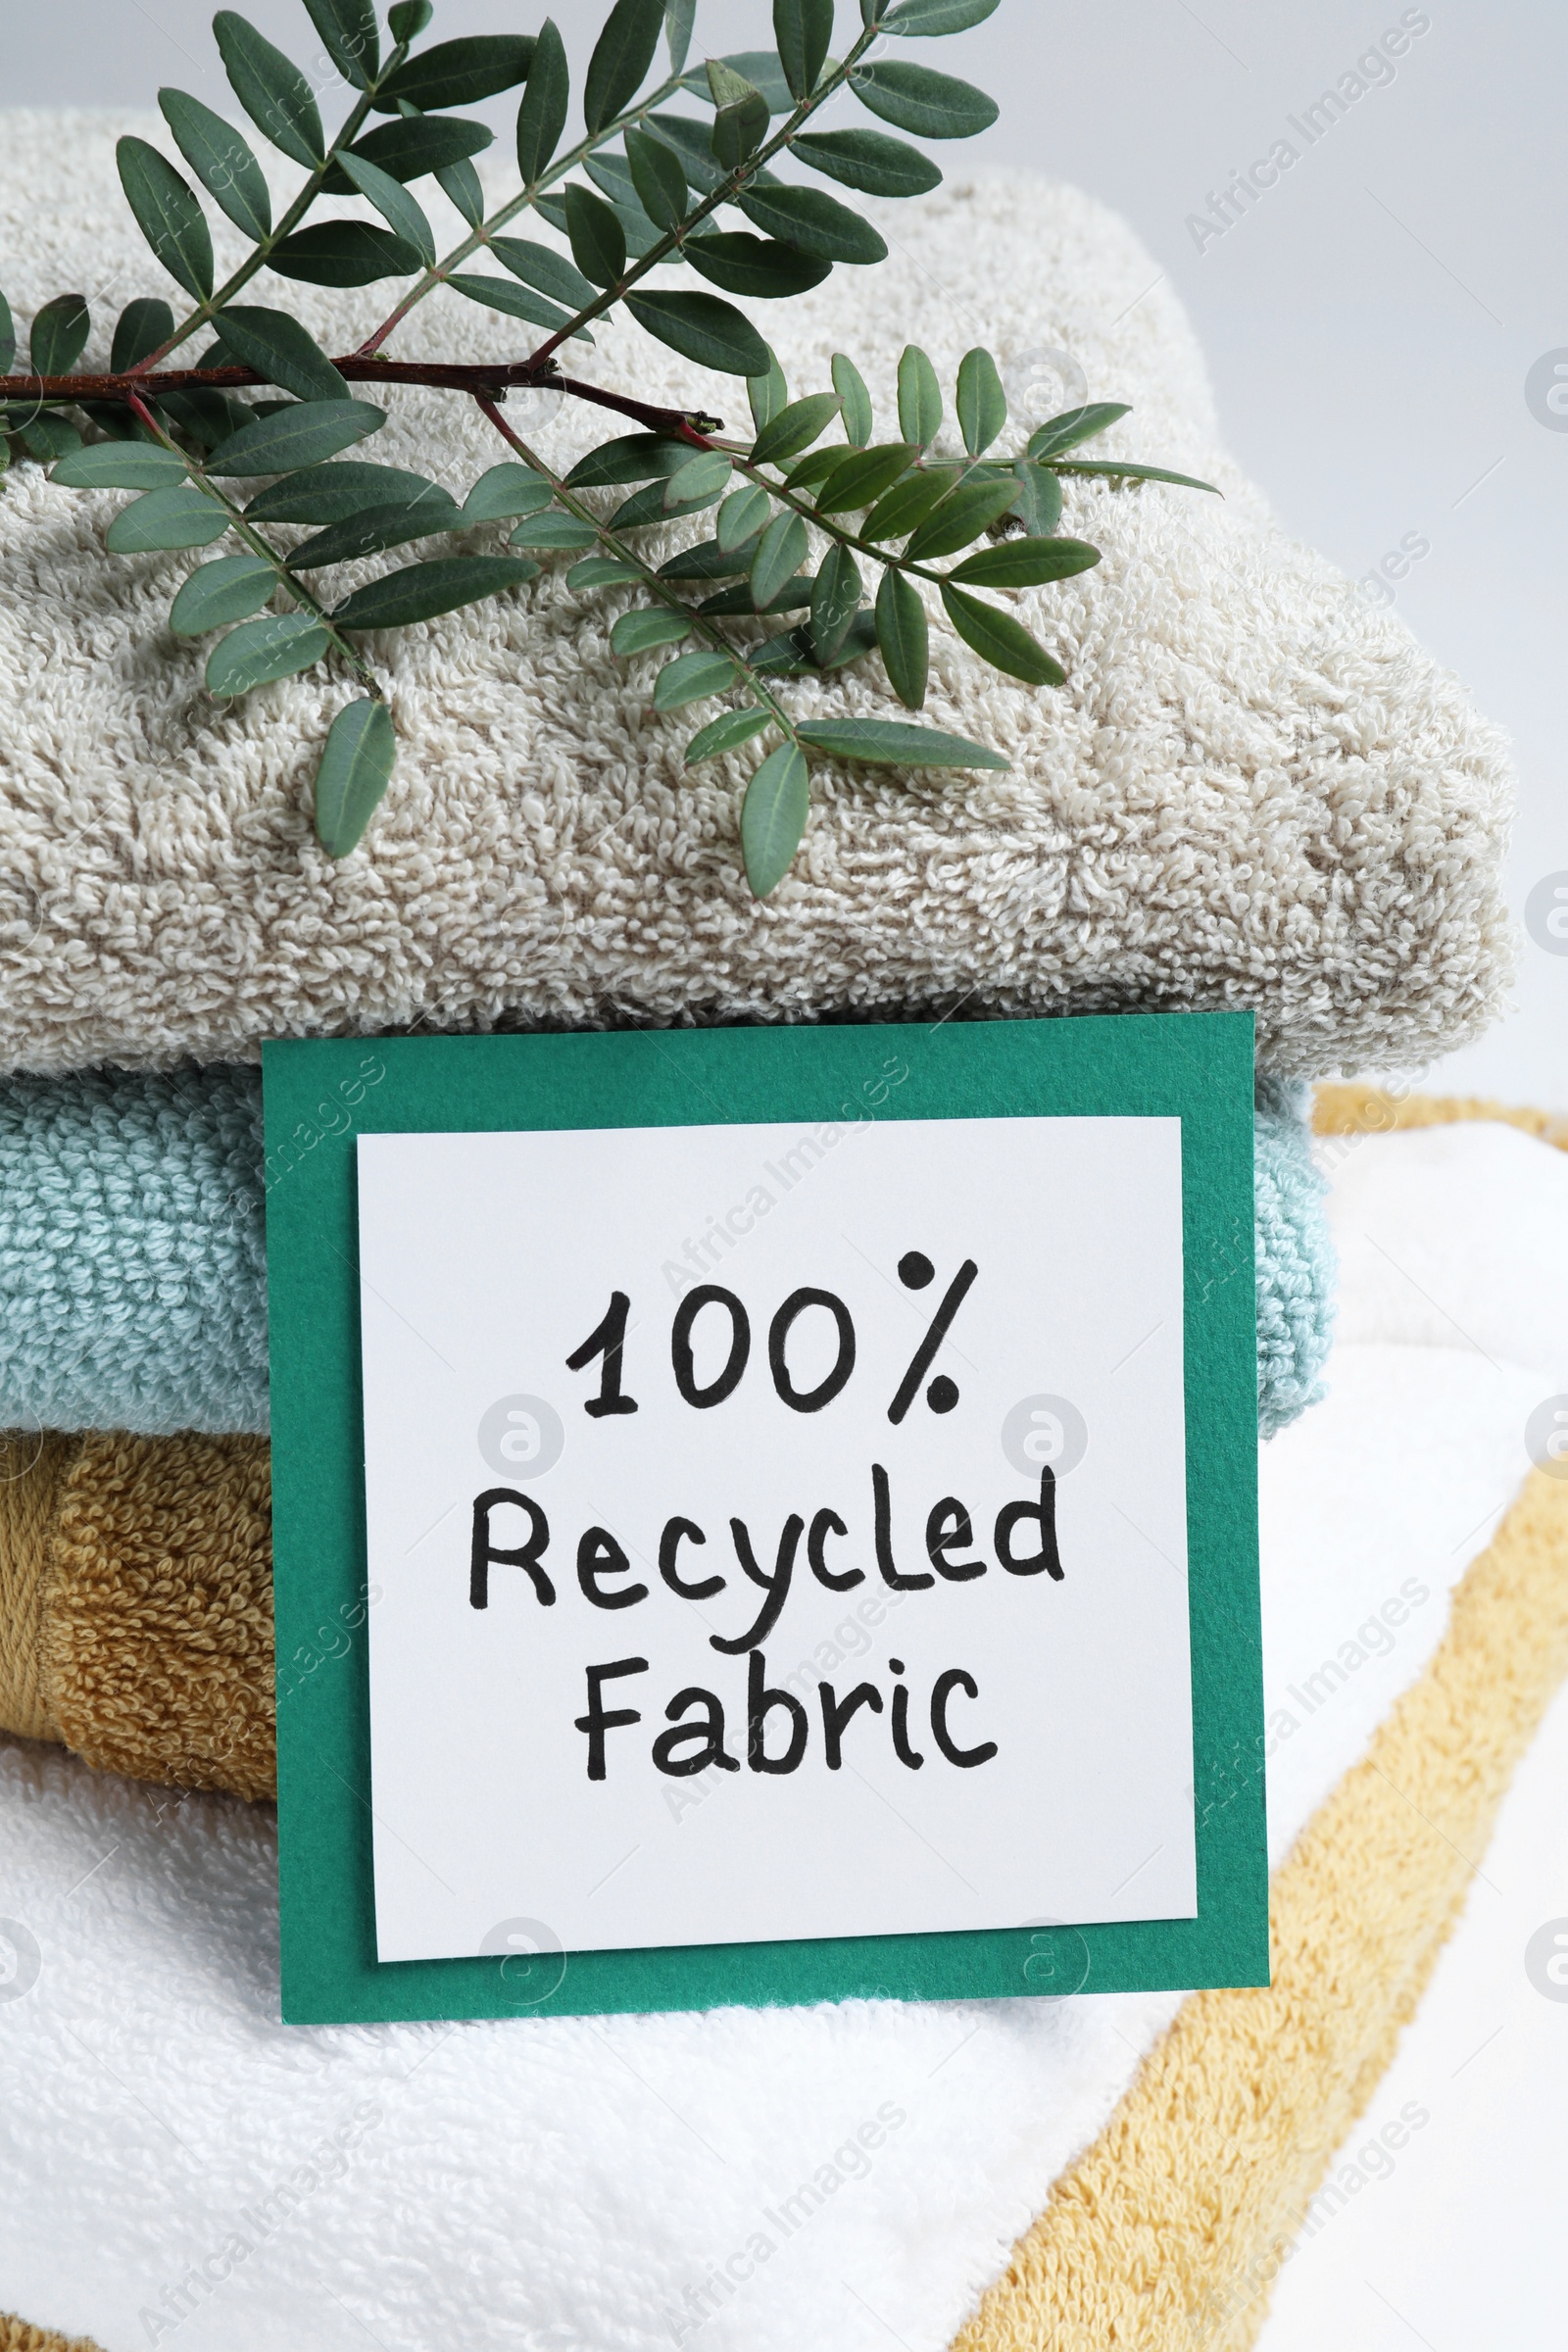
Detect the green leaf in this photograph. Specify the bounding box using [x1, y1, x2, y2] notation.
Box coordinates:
[611, 604, 692, 657]
[798, 717, 1006, 767]
[812, 442, 919, 515]
[686, 234, 831, 300]
[73, 401, 154, 445]
[612, 477, 725, 528]
[247, 462, 437, 523]
[376, 34, 534, 111]
[1051, 458, 1222, 493]
[664, 449, 732, 510]
[1009, 458, 1062, 536]
[435, 156, 486, 225]
[898, 345, 942, 446]
[515, 18, 569, 184]
[653, 646, 738, 709]
[585, 0, 665, 132]
[737, 186, 888, 266]
[1025, 402, 1132, 461]
[157, 389, 255, 448]
[624, 125, 688, 229]
[567, 554, 644, 587]
[793, 127, 940, 199]
[581, 155, 665, 255]
[29, 294, 90, 377]
[564, 184, 627, 289]
[491, 239, 595, 311]
[686, 706, 772, 760]
[810, 542, 862, 664]
[334, 556, 540, 629]
[105, 484, 230, 554]
[567, 434, 694, 487]
[213, 11, 324, 168]
[665, 0, 697, 75]
[861, 462, 960, 542]
[749, 348, 789, 432]
[460, 464, 552, 524]
[447, 273, 590, 339]
[750, 391, 844, 466]
[659, 533, 759, 579]
[850, 59, 998, 139]
[904, 476, 1019, 560]
[158, 91, 271, 240]
[216, 307, 348, 403]
[774, 0, 835, 99]
[646, 112, 726, 194]
[314, 698, 396, 856]
[0, 290, 14, 375]
[169, 551, 276, 635]
[302, 0, 380, 88]
[18, 415, 82, 462]
[742, 741, 809, 896]
[882, 0, 1001, 27]
[386, 0, 432, 37]
[681, 50, 796, 113]
[337, 153, 436, 268]
[331, 115, 493, 187]
[699, 575, 813, 616]
[207, 611, 330, 694]
[874, 567, 928, 707]
[508, 511, 600, 551]
[717, 483, 771, 549]
[624, 291, 770, 377]
[292, 486, 462, 567]
[751, 508, 809, 609]
[831, 353, 873, 447]
[948, 535, 1101, 587]
[783, 444, 847, 493]
[206, 399, 385, 476]
[52, 441, 187, 490]
[940, 581, 1065, 686]
[956, 346, 1006, 458]
[269, 222, 422, 286]
[707, 61, 770, 169]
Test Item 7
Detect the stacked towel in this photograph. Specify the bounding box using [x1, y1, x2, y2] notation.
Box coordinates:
[0, 122, 1513, 1080]
[3, 1103, 1564, 2352]
[0, 1063, 1333, 1438]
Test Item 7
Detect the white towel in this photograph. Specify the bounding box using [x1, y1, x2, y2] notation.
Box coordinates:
[3, 1118, 1563, 2352]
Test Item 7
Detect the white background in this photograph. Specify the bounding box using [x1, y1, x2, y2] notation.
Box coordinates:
[10, 0, 1564, 1110]
[356, 1113, 1194, 1959]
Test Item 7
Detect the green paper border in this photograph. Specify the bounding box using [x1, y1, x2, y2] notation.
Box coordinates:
[265, 1012, 1266, 2022]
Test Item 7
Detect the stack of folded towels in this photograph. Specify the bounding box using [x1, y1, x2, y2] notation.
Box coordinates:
[0, 121, 1514, 1792]
[0, 109, 1528, 2352]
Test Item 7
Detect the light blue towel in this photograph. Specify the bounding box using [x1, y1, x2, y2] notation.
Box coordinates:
[0, 1065, 1334, 1439]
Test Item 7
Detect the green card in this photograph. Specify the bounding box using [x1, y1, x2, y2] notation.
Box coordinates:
[265, 1011, 1265, 2023]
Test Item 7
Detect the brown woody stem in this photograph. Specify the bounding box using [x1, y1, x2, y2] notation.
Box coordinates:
[2, 364, 720, 441]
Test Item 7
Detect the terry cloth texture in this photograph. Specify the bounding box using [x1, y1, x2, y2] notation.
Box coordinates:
[0, 1062, 1334, 1439]
[0, 1102, 1562, 2351]
[0, 1430, 273, 1803]
[0, 115, 1514, 1080]
[953, 1459, 1568, 2352]
[1315, 1078, 1568, 1151]
[0, 1066, 267, 1435]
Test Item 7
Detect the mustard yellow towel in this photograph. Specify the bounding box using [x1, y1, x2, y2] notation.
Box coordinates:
[0, 1431, 272, 1802]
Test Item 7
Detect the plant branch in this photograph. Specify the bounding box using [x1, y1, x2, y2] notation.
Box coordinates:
[128, 42, 411, 376]
[6, 362, 722, 439]
[355, 66, 690, 359]
[475, 392, 795, 740]
[522, 24, 885, 372]
[123, 388, 382, 696]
